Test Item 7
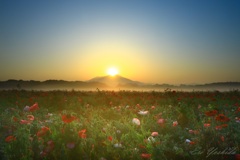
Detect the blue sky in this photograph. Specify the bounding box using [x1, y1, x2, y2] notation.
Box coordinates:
[0, 0, 240, 84]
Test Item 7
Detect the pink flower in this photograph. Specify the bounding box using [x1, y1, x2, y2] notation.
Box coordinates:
[20, 120, 31, 124]
[157, 118, 165, 124]
[151, 132, 158, 137]
[173, 121, 178, 127]
[132, 118, 140, 125]
[27, 115, 34, 121]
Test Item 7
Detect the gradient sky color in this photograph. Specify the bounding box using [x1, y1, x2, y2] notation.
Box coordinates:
[1, 0, 240, 84]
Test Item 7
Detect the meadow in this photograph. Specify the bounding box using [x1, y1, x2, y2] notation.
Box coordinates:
[0, 89, 240, 160]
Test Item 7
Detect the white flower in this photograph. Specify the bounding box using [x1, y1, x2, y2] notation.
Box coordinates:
[47, 113, 53, 116]
[132, 118, 140, 125]
[147, 136, 156, 143]
[185, 139, 191, 143]
[113, 143, 122, 148]
[116, 130, 121, 134]
[138, 110, 149, 115]
[23, 106, 30, 112]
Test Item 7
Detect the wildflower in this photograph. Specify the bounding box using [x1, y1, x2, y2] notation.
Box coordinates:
[66, 142, 75, 149]
[151, 132, 158, 137]
[141, 153, 151, 159]
[108, 136, 113, 141]
[27, 115, 34, 121]
[205, 110, 218, 116]
[62, 114, 77, 123]
[116, 130, 121, 134]
[23, 106, 30, 112]
[113, 143, 122, 148]
[215, 125, 222, 130]
[190, 141, 195, 145]
[173, 121, 178, 127]
[215, 114, 230, 122]
[132, 118, 140, 125]
[235, 117, 240, 123]
[151, 106, 155, 109]
[204, 123, 211, 127]
[78, 129, 87, 138]
[138, 110, 149, 115]
[20, 119, 31, 124]
[185, 139, 195, 145]
[147, 136, 155, 143]
[5, 135, 16, 142]
[37, 126, 50, 137]
[188, 129, 199, 134]
[29, 103, 39, 112]
[157, 118, 165, 124]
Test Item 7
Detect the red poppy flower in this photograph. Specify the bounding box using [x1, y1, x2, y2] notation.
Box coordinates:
[189, 141, 196, 145]
[37, 126, 50, 137]
[108, 136, 113, 141]
[215, 114, 230, 122]
[141, 153, 151, 159]
[205, 110, 218, 116]
[78, 129, 87, 138]
[204, 123, 211, 127]
[29, 103, 39, 112]
[61, 115, 76, 123]
[5, 135, 16, 142]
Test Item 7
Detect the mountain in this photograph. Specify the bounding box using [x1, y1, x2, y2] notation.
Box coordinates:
[0, 79, 108, 90]
[87, 75, 144, 87]
[0, 77, 240, 91]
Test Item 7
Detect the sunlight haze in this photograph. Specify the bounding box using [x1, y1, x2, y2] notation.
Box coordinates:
[0, 0, 240, 84]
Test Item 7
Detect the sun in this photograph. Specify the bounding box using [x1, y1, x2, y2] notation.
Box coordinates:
[107, 67, 119, 76]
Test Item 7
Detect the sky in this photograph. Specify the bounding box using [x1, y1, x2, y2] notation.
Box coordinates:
[0, 0, 240, 84]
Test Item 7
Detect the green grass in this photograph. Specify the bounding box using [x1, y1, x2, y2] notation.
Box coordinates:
[0, 89, 240, 160]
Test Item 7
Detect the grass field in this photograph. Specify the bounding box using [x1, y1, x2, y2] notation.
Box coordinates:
[0, 89, 240, 160]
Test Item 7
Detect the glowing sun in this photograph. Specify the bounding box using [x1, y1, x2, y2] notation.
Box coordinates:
[107, 67, 119, 76]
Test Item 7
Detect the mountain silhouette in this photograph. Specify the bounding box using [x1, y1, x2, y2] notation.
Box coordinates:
[0, 77, 240, 91]
[87, 75, 144, 87]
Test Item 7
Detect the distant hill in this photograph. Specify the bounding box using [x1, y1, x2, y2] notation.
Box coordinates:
[0, 79, 108, 90]
[87, 75, 144, 87]
[0, 77, 240, 91]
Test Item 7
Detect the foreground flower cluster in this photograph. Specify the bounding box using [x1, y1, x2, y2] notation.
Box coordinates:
[0, 90, 240, 160]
